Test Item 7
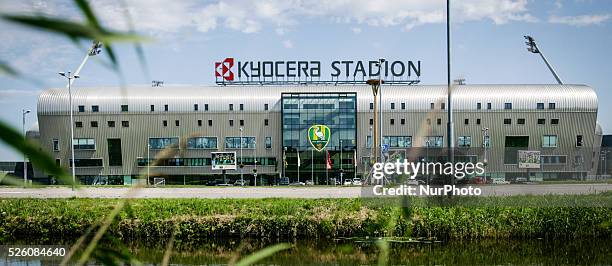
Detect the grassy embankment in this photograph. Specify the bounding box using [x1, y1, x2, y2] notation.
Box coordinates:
[0, 194, 611, 243]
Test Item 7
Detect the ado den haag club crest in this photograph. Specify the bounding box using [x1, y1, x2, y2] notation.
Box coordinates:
[308, 125, 331, 152]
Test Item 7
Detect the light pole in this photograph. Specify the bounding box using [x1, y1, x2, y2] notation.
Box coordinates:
[482, 127, 489, 184]
[377, 58, 385, 168]
[339, 139, 344, 185]
[59, 71, 79, 191]
[22, 109, 31, 187]
[147, 143, 151, 186]
[425, 139, 430, 185]
[524, 35, 563, 84]
[254, 139, 257, 186]
[239, 127, 244, 186]
[446, 0, 455, 186]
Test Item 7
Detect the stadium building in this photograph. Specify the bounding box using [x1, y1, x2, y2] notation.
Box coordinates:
[32, 84, 602, 185]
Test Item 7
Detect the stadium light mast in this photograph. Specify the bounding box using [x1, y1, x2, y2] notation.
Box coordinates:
[240, 127, 244, 186]
[22, 109, 31, 187]
[524, 35, 563, 85]
[59, 71, 79, 191]
[446, 0, 455, 185]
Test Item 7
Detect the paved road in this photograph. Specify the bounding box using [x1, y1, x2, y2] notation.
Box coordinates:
[0, 184, 609, 198]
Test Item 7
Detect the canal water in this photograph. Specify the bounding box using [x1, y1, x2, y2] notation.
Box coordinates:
[2, 237, 611, 265]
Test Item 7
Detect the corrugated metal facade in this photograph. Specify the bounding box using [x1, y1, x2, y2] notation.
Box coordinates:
[36, 84, 600, 182]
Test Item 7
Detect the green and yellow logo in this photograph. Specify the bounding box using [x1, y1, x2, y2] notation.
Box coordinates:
[308, 124, 331, 152]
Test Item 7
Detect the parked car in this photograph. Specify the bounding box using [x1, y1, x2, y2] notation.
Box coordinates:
[305, 180, 314, 186]
[290, 181, 305, 186]
[492, 179, 511, 184]
[352, 178, 363, 186]
[234, 179, 249, 186]
[343, 179, 353, 186]
[514, 177, 528, 184]
[279, 177, 290, 186]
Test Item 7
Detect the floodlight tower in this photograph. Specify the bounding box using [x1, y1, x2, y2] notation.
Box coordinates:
[524, 35, 563, 84]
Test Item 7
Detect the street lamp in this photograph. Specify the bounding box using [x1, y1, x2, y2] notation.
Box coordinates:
[147, 143, 151, 186]
[22, 109, 31, 187]
[482, 127, 489, 184]
[425, 139, 430, 185]
[239, 127, 244, 186]
[253, 139, 258, 186]
[376, 58, 385, 167]
[524, 35, 563, 85]
[59, 71, 79, 191]
[446, 0, 455, 186]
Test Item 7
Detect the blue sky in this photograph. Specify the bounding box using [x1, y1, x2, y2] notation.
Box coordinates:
[0, 0, 611, 160]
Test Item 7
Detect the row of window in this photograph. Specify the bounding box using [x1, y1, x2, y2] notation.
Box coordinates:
[368, 102, 557, 111]
[135, 157, 277, 167]
[79, 103, 272, 113]
[149, 137, 273, 150]
[363, 135, 583, 149]
[76, 119, 271, 129]
[367, 118, 561, 126]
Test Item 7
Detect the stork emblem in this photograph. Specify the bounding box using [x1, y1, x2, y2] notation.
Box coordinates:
[308, 125, 331, 152]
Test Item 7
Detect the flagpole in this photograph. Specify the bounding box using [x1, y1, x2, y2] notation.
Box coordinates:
[354, 149, 357, 180]
[311, 148, 314, 184]
[326, 148, 329, 185]
[297, 150, 300, 183]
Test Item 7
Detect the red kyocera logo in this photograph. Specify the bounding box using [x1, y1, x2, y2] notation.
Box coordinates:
[215, 58, 234, 81]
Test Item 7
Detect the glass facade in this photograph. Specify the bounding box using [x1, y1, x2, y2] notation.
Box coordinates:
[281, 93, 357, 183]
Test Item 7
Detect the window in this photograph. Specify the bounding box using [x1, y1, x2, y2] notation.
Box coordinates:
[382, 136, 412, 148]
[149, 138, 179, 149]
[483, 135, 490, 148]
[74, 138, 95, 150]
[163, 120, 168, 127]
[504, 136, 529, 164]
[427, 118, 431, 125]
[504, 119, 511, 125]
[229, 104, 234, 111]
[441, 103, 445, 110]
[487, 103, 491, 110]
[107, 121, 115, 127]
[240, 103, 244, 111]
[70, 158, 103, 167]
[78, 105, 85, 112]
[264, 104, 269, 110]
[537, 103, 544, 110]
[517, 118, 525, 125]
[437, 118, 441, 125]
[477, 103, 482, 110]
[366, 136, 373, 148]
[121, 121, 129, 127]
[225, 136, 256, 149]
[543, 135, 558, 148]
[208, 120, 212, 126]
[52, 139, 60, 151]
[75, 121, 83, 128]
[150, 105, 155, 112]
[401, 118, 405, 125]
[164, 104, 168, 112]
[504, 103, 512, 110]
[90, 121, 98, 128]
[458, 136, 472, 148]
[576, 135, 583, 147]
[187, 137, 217, 149]
[370, 102, 374, 110]
[107, 139, 122, 166]
[92, 105, 99, 112]
[551, 119, 559, 125]
[430, 102, 434, 109]
[401, 103, 406, 110]
[229, 120, 234, 126]
[391, 103, 395, 109]
[264, 119, 269, 126]
[464, 119, 469, 125]
[198, 120, 202, 127]
[390, 119, 395, 125]
[542, 155, 567, 165]
[121, 105, 128, 112]
[476, 118, 481, 125]
[240, 120, 244, 126]
[175, 120, 180, 126]
[194, 104, 198, 111]
[549, 103, 556, 109]
[424, 136, 443, 147]
[204, 104, 209, 111]
[369, 119, 373, 125]
[537, 119, 545, 125]
[265, 137, 272, 149]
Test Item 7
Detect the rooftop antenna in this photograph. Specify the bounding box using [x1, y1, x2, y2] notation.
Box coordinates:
[524, 35, 563, 84]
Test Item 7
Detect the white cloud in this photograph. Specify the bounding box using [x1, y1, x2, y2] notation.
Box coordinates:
[283, 40, 294, 49]
[549, 14, 611, 26]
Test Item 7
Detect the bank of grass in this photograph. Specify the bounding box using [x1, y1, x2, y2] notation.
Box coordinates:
[0, 194, 611, 243]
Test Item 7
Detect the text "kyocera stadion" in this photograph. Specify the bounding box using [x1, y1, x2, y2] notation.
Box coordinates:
[215, 58, 421, 81]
